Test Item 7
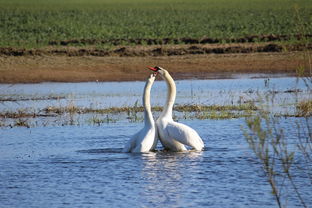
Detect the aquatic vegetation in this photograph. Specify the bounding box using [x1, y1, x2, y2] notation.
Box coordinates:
[13, 118, 30, 128]
[88, 114, 116, 126]
[0, 108, 38, 118]
[0, 103, 259, 128]
[243, 108, 311, 207]
[242, 44, 312, 207]
[0, 95, 65, 102]
[195, 110, 252, 120]
[126, 100, 143, 123]
[243, 107, 311, 206]
[174, 103, 258, 112]
[0, 101, 307, 128]
[296, 99, 312, 116]
[0, 77, 309, 128]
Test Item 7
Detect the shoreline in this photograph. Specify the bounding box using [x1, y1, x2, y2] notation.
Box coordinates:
[0, 72, 298, 85]
[0, 44, 308, 83]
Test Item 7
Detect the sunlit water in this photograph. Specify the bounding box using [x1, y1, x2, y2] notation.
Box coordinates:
[0, 77, 310, 113]
[0, 77, 311, 207]
[0, 118, 311, 207]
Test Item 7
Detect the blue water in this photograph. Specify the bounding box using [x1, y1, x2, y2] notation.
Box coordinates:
[0, 118, 311, 207]
[0, 77, 310, 112]
[0, 77, 311, 207]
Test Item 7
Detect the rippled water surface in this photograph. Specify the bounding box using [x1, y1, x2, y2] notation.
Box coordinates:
[0, 77, 311, 207]
[0, 77, 310, 112]
[0, 120, 272, 207]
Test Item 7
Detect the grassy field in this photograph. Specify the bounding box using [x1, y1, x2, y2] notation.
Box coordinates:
[0, 0, 312, 48]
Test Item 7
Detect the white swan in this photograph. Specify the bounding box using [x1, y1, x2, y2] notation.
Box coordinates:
[149, 66, 204, 151]
[123, 73, 158, 153]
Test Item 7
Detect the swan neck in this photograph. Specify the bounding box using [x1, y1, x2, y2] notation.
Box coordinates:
[143, 80, 154, 126]
[161, 72, 176, 118]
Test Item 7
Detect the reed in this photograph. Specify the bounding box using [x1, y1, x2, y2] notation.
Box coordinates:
[242, 8, 312, 206]
[296, 99, 312, 116]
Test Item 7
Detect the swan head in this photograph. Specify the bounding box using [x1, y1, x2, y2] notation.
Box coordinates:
[147, 72, 156, 83]
[148, 66, 168, 77]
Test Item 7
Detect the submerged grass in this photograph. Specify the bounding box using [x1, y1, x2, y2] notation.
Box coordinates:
[1, 101, 309, 128]
[88, 114, 117, 126]
[0, 0, 311, 47]
[296, 99, 312, 116]
[0, 103, 259, 127]
[41, 103, 257, 115]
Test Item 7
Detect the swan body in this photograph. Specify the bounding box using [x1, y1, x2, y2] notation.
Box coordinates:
[150, 66, 204, 151]
[123, 74, 158, 153]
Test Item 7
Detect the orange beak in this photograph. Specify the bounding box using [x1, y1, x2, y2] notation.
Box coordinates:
[148, 66, 158, 72]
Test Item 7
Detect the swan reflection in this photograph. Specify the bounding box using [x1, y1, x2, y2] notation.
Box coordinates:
[138, 151, 204, 206]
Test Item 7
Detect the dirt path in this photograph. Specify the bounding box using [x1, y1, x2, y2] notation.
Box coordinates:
[0, 43, 308, 83]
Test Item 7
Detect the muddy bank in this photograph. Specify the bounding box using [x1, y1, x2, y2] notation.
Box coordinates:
[0, 50, 306, 83]
[1, 43, 312, 57]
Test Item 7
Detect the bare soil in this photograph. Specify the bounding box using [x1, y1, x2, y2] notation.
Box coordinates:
[0, 42, 309, 83]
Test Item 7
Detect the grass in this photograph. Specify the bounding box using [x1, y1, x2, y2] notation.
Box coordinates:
[41, 103, 257, 115]
[14, 118, 30, 128]
[0, 103, 259, 127]
[88, 114, 117, 126]
[297, 99, 312, 116]
[0, 0, 311, 48]
[2, 101, 310, 128]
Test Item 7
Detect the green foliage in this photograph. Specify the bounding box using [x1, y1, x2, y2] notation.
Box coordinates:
[243, 109, 311, 208]
[0, 0, 311, 47]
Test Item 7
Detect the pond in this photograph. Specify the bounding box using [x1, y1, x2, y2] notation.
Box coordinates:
[0, 76, 311, 207]
[0, 77, 310, 112]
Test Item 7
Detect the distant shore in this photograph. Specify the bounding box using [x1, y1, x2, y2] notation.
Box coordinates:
[0, 43, 308, 83]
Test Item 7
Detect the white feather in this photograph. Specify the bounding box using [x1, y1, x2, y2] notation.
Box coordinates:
[122, 74, 158, 153]
[166, 121, 204, 150]
[155, 67, 205, 151]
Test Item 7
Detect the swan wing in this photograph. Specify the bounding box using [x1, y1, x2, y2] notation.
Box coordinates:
[134, 128, 156, 153]
[122, 131, 141, 153]
[166, 121, 204, 150]
[123, 127, 157, 153]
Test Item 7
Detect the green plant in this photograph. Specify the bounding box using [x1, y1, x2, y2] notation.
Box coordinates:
[242, 6, 312, 205]
[127, 100, 143, 122]
[1, 0, 311, 48]
[297, 99, 312, 116]
[243, 109, 311, 208]
[14, 118, 30, 128]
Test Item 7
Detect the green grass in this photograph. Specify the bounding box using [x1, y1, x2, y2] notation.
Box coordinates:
[0, 0, 312, 47]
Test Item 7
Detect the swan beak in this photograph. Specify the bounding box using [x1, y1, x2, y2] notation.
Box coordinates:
[148, 66, 158, 72]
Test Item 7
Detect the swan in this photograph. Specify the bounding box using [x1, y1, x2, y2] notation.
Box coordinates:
[122, 73, 158, 153]
[148, 66, 204, 151]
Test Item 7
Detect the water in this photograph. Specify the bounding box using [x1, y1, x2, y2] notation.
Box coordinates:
[0, 120, 273, 207]
[1, 118, 310, 207]
[0, 77, 311, 207]
[0, 77, 310, 113]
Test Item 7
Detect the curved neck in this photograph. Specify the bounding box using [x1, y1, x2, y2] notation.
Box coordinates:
[143, 80, 154, 126]
[160, 72, 176, 118]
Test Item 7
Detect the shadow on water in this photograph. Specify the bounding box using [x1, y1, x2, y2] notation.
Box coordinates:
[77, 148, 123, 154]
[76, 147, 209, 155]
